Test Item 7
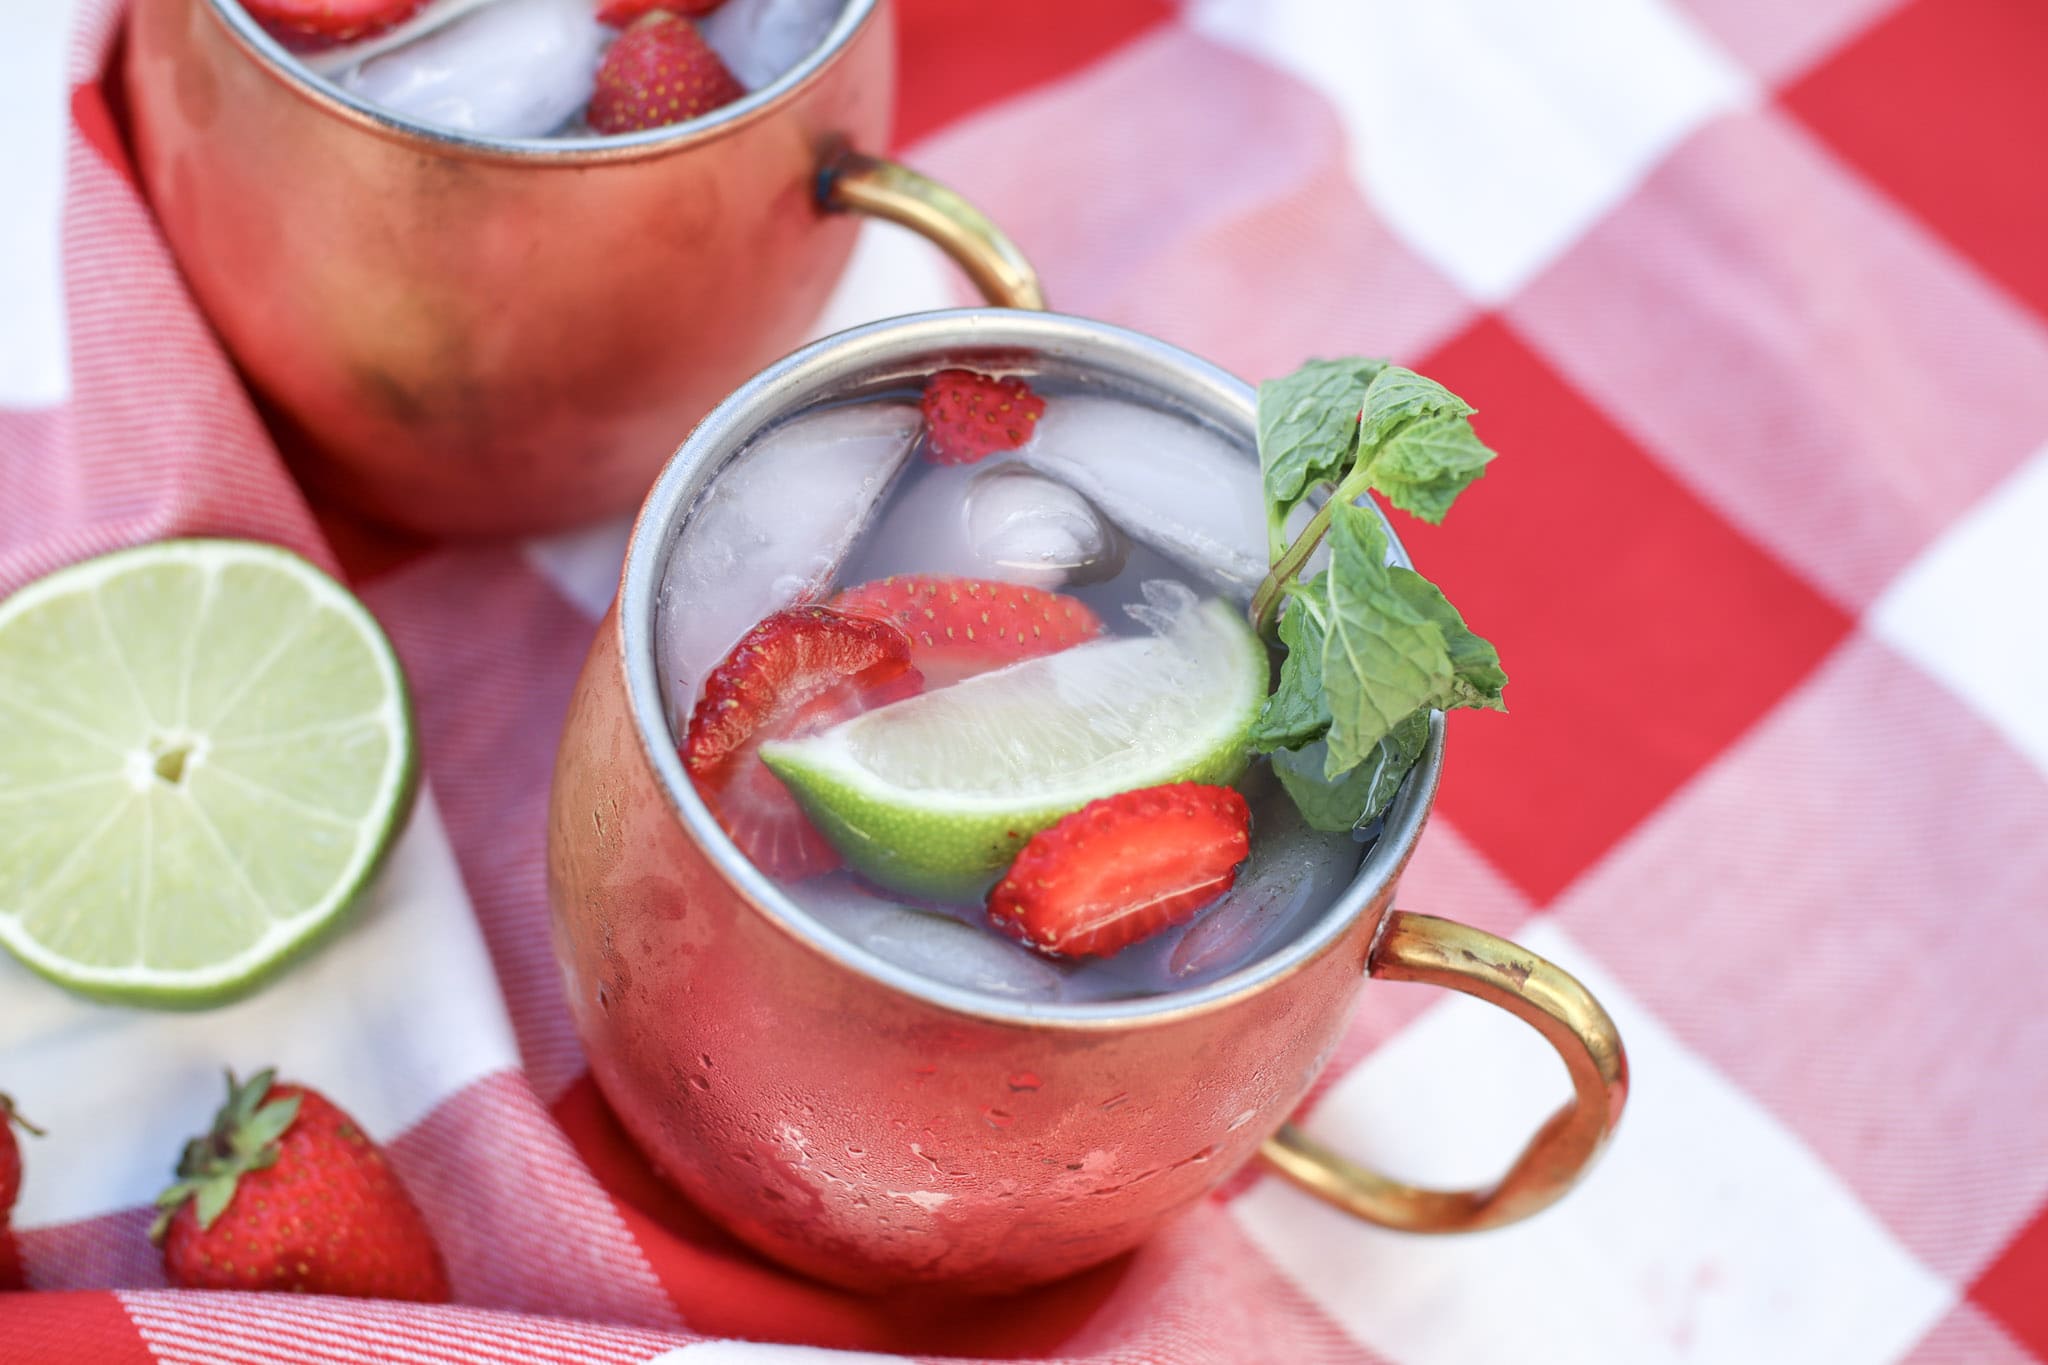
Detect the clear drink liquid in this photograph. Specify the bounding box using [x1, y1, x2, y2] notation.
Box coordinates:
[657, 368, 1385, 1004]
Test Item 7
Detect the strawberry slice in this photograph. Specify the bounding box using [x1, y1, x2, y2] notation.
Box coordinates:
[684, 607, 921, 878]
[244, 0, 427, 47]
[988, 783, 1251, 958]
[588, 11, 745, 135]
[832, 574, 1102, 687]
[598, 0, 725, 25]
[920, 370, 1046, 465]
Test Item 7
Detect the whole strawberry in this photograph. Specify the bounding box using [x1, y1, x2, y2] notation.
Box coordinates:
[1, 1093, 42, 1224]
[587, 12, 745, 134]
[152, 1071, 448, 1302]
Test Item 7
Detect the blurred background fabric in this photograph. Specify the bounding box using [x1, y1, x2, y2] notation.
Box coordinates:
[5, 0, 2048, 1361]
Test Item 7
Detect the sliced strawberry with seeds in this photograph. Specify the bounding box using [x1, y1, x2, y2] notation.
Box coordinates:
[588, 11, 745, 135]
[598, 0, 724, 25]
[988, 783, 1251, 958]
[920, 369, 1046, 465]
[832, 574, 1102, 687]
[244, 0, 427, 47]
[684, 606, 921, 878]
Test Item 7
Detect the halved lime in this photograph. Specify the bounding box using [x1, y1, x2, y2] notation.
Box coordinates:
[760, 595, 1265, 902]
[0, 540, 417, 1008]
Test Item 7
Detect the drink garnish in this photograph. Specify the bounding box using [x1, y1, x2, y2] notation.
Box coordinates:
[683, 605, 923, 879]
[987, 782, 1251, 959]
[920, 370, 1047, 464]
[832, 574, 1103, 686]
[1248, 359, 1507, 831]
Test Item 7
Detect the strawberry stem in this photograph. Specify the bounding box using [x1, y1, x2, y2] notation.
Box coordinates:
[0, 1093, 42, 1138]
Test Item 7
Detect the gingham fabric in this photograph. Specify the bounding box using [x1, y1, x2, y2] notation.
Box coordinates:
[4, 0, 2046, 1360]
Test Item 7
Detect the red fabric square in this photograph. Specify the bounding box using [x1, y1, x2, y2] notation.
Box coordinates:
[893, 0, 1176, 149]
[1394, 317, 1854, 903]
[1976, 1203, 2048, 1359]
[1784, 0, 2048, 323]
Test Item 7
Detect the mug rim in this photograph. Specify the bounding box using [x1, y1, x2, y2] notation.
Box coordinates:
[618, 308, 1446, 1030]
[201, 0, 882, 163]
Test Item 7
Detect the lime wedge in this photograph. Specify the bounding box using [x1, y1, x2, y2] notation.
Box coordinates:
[0, 540, 417, 1007]
[760, 595, 1265, 902]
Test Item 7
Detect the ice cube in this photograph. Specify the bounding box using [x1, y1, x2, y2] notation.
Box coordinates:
[300, 0, 500, 74]
[699, 0, 847, 90]
[339, 0, 607, 137]
[1079, 776, 1363, 997]
[1121, 577, 1201, 635]
[964, 465, 1126, 588]
[1020, 396, 1269, 598]
[792, 877, 1066, 1000]
[659, 402, 918, 711]
[1169, 787, 1363, 983]
[844, 460, 1125, 591]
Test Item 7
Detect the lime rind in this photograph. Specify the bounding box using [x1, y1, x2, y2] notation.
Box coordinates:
[0, 540, 417, 1008]
[761, 597, 1266, 902]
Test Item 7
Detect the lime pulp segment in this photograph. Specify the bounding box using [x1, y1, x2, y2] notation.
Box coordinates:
[760, 596, 1266, 902]
[0, 540, 416, 1007]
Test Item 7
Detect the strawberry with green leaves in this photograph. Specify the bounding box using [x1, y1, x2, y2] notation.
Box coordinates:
[1, 1094, 41, 1290]
[152, 1071, 449, 1302]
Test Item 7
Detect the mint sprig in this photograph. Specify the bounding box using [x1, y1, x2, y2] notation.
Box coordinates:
[1248, 358, 1505, 830]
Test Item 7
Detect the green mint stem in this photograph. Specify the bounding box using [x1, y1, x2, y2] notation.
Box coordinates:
[1249, 462, 1379, 635]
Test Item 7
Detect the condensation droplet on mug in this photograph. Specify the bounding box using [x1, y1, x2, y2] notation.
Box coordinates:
[1099, 1093, 1129, 1113]
[689, 1074, 711, 1092]
[699, 1053, 715, 1069]
[595, 984, 610, 1013]
[980, 1107, 1014, 1130]
[1007, 1072, 1043, 1093]
[1227, 1108, 1257, 1131]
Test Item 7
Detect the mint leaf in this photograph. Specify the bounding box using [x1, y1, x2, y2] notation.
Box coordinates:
[1321, 503, 1448, 775]
[1356, 365, 1475, 449]
[1271, 710, 1432, 832]
[1258, 358, 1386, 511]
[1249, 583, 1332, 752]
[1387, 571, 1508, 711]
[1368, 410, 1497, 524]
[1249, 355, 1506, 832]
[1320, 502, 1507, 776]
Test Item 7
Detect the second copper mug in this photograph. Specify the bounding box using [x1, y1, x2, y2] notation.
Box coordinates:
[546, 309, 1630, 1293]
[123, 0, 1039, 536]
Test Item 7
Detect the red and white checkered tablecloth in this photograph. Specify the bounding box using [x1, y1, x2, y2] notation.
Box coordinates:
[5, 0, 2048, 1360]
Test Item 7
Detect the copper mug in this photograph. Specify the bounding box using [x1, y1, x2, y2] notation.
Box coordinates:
[123, 0, 1040, 537]
[546, 310, 1629, 1292]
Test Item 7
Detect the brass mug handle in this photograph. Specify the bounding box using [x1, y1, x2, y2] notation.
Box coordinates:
[818, 149, 1046, 311]
[1261, 911, 1628, 1232]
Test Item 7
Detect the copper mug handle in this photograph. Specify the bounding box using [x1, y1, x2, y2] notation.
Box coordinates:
[1261, 911, 1628, 1232]
[818, 150, 1046, 310]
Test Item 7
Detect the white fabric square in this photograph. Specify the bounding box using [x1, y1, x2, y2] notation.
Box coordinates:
[1231, 921, 1952, 1365]
[1871, 445, 2048, 782]
[0, 0, 75, 406]
[1188, 0, 1754, 301]
[2, 792, 520, 1227]
[523, 514, 636, 621]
